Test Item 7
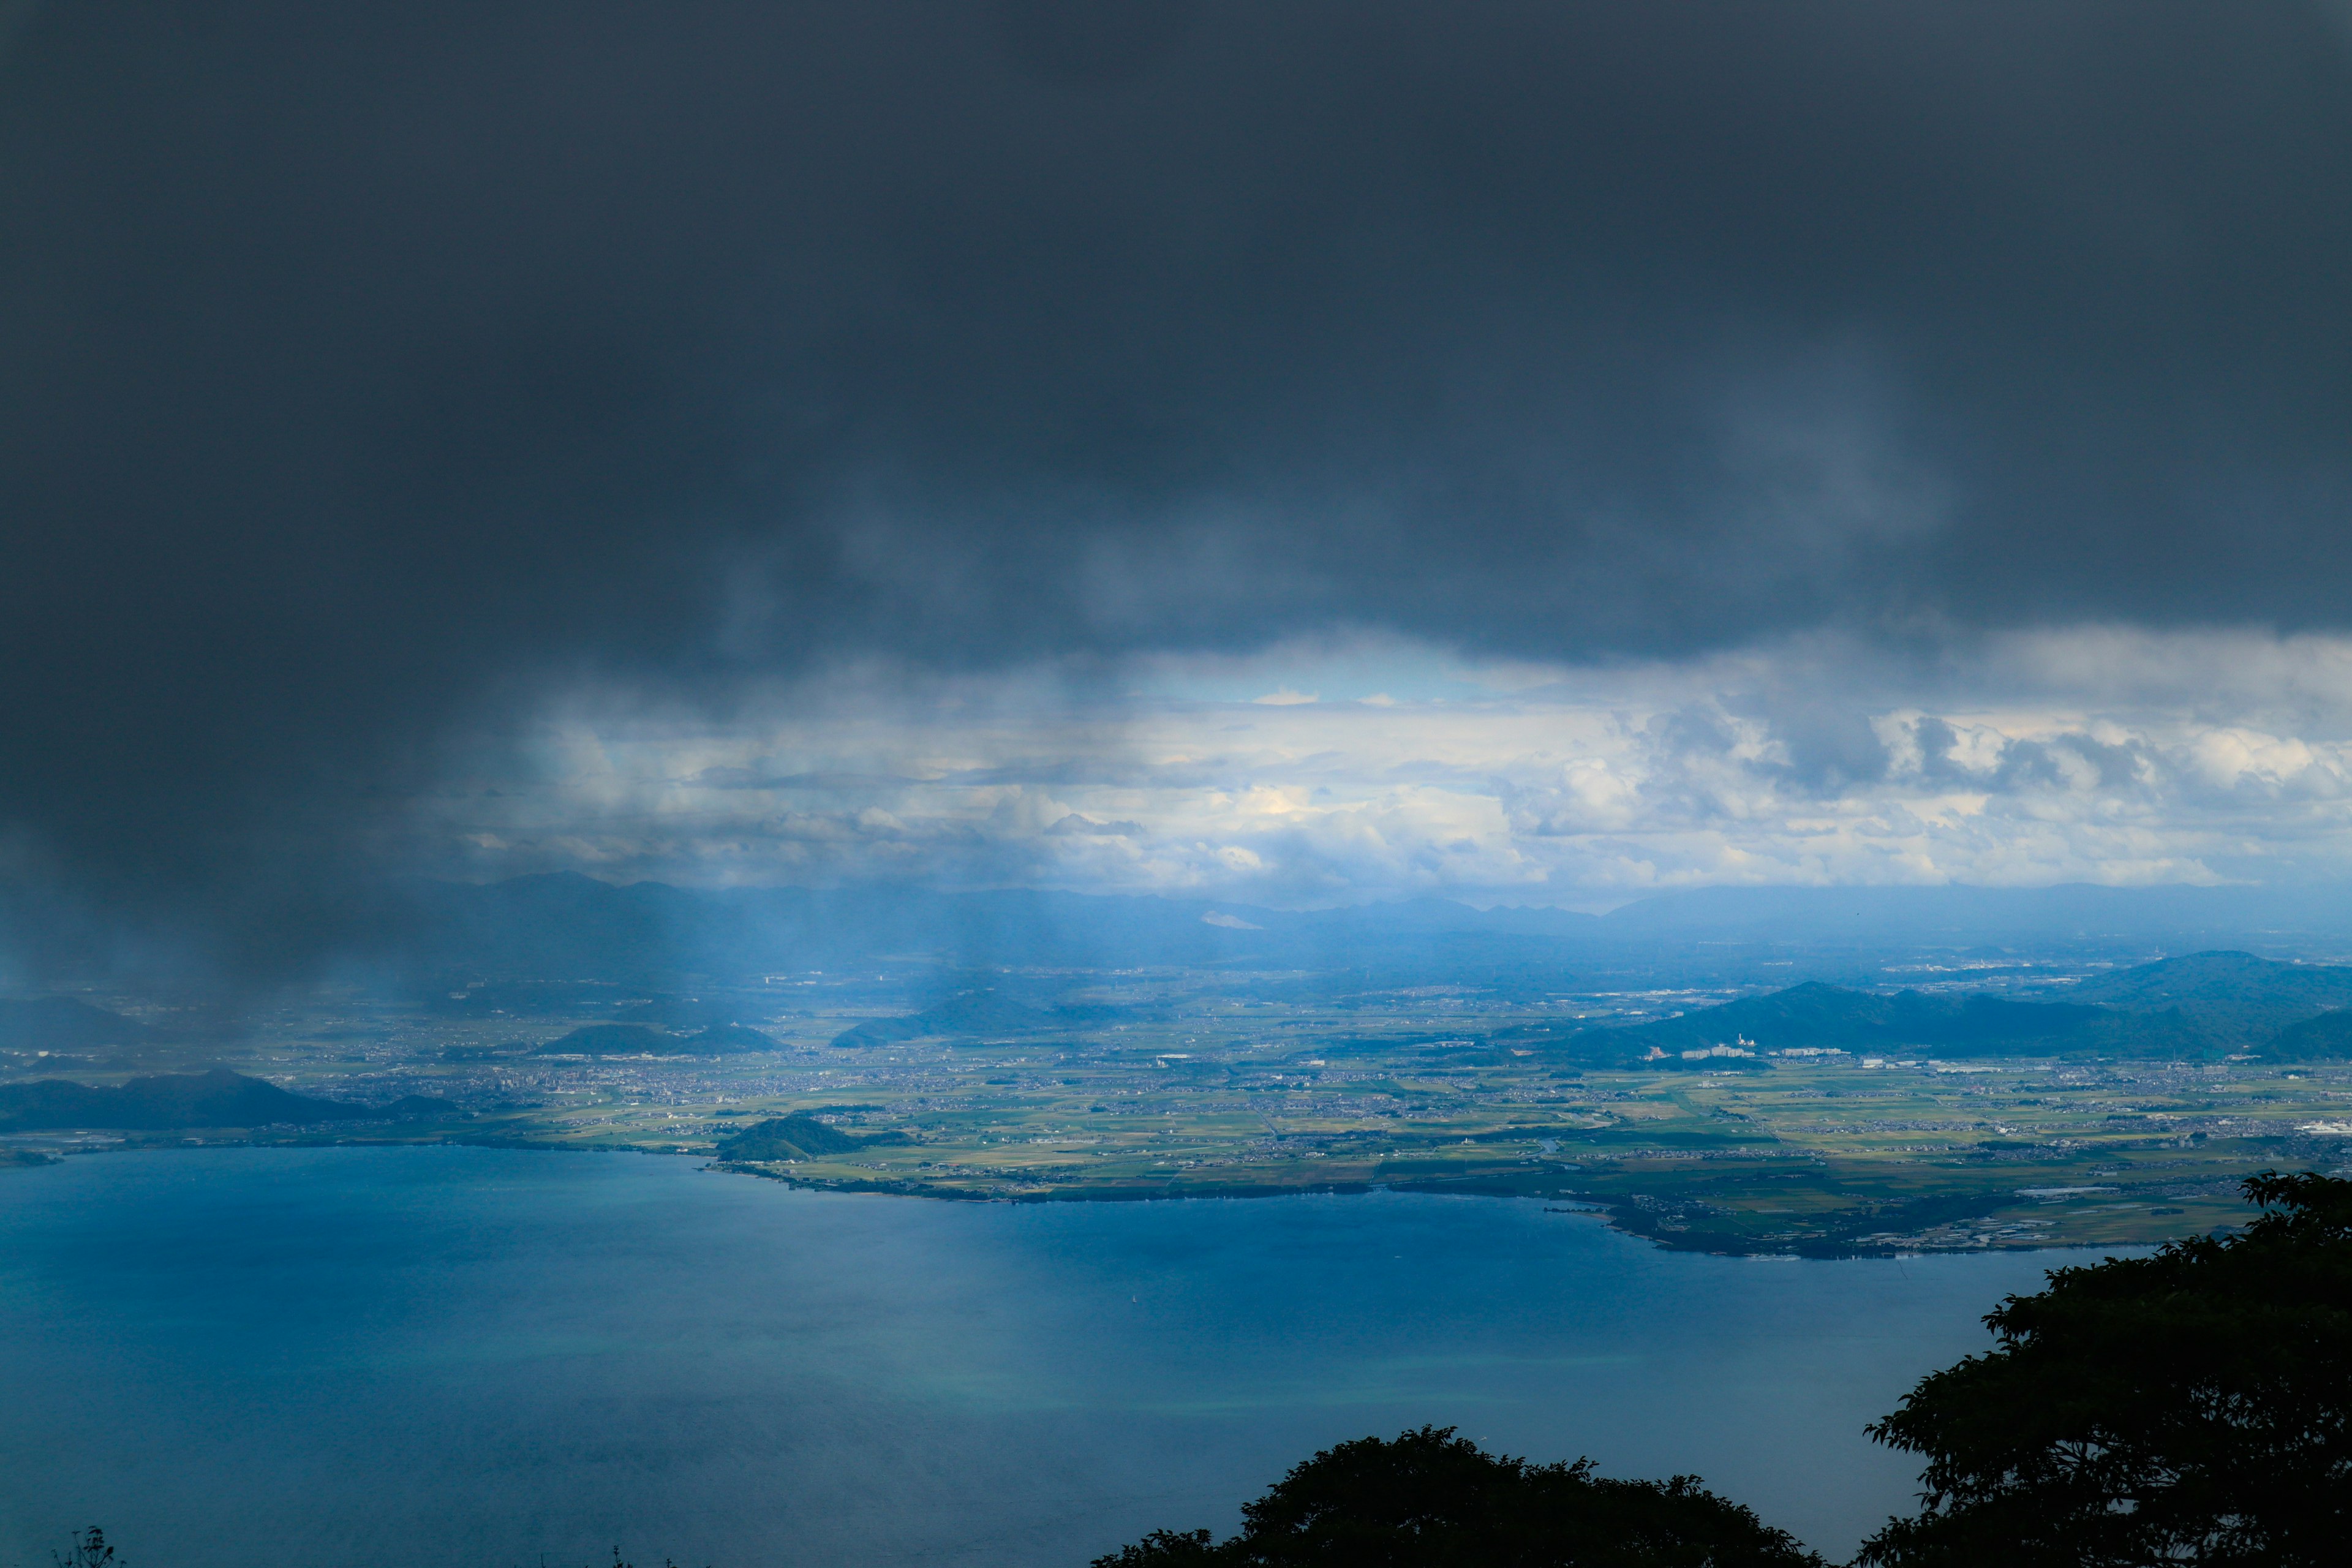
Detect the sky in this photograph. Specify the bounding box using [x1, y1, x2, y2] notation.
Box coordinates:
[4, 2, 2352, 974]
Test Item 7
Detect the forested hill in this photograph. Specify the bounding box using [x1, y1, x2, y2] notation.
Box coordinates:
[2059, 950, 2352, 1047]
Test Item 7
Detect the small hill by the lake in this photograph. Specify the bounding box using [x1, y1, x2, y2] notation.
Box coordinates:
[715, 1112, 911, 1161]
[0, 1068, 454, 1131]
[830, 990, 1050, 1048]
[532, 1022, 775, 1055]
[0, 997, 163, 1052]
[1567, 981, 2207, 1062]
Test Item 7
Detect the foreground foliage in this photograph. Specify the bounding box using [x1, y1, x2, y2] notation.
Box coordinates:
[1857, 1170, 2352, 1566]
[1091, 1426, 1820, 1567]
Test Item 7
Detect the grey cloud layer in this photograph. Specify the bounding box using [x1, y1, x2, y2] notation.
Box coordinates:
[4, 2, 2350, 966]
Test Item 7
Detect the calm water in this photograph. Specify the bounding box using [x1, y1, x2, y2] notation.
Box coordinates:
[0, 1148, 2087, 1566]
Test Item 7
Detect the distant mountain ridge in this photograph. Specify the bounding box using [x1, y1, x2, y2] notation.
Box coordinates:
[530, 1022, 775, 1056]
[393, 872, 1612, 982]
[385, 874, 2352, 984]
[1566, 982, 2159, 1063]
[1595, 884, 2352, 945]
[1562, 952, 2352, 1063]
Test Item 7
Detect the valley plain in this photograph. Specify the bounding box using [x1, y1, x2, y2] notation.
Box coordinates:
[9, 939, 2350, 1258]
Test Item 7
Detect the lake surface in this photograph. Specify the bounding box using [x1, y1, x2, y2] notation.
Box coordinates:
[0, 1148, 2093, 1566]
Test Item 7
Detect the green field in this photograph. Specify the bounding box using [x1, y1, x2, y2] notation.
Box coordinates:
[15, 974, 2342, 1256]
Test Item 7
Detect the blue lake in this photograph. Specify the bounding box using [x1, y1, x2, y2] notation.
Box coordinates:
[0, 1148, 2090, 1566]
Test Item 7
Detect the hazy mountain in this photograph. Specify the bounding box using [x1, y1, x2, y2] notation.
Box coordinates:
[395, 873, 1615, 981]
[426, 981, 638, 1017]
[2267, 1009, 2352, 1060]
[1594, 884, 2352, 948]
[2060, 951, 2352, 1047]
[1566, 982, 2209, 1063]
[531, 1022, 772, 1056]
[685, 1022, 778, 1052]
[380, 875, 2352, 992]
[830, 991, 1052, 1048]
[0, 997, 162, 1051]
[609, 995, 766, 1029]
[530, 1023, 673, 1055]
[0, 1068, 443, 1130]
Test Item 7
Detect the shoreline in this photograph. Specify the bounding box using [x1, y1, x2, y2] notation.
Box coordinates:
[704, 1155, 2166, 1258]
[3, 1112, 2269, 1259]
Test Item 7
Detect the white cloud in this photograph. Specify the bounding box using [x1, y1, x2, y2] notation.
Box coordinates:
[413, 628, 2352, 904]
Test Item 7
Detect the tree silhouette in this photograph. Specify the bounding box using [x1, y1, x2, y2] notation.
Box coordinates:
[51, 1528, 115, 1568]
[1858, 1171, 2352, 1566]
[1093, 1425, 1820, 1567]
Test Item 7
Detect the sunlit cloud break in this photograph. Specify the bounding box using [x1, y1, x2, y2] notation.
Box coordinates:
[419, 628, 2352, 907]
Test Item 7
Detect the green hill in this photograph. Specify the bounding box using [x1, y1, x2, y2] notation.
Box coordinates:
[717, 1112, 880, 1161]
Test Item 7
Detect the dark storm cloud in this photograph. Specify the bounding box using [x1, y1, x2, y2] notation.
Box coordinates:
[2, 1, 2350, 968]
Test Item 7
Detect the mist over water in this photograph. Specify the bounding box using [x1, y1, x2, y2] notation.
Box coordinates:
[0, 1148, 2085, 1564]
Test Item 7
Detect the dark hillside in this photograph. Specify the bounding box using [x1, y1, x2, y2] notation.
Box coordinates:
[2062, 951, 2352, 1047]
[0, 1068, 371, 1129]
[2267, 1008, 2352, 1060]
